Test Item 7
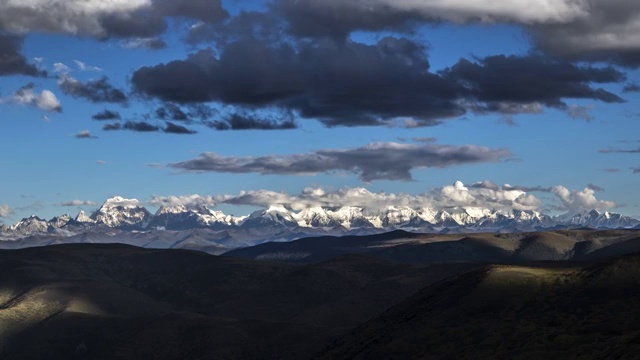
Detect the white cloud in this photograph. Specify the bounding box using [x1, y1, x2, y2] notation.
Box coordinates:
[9, 84, 62, 112]
[74, 60, 102, 72]
[164, 181, 546, 213]
[0, 204, 13, 218]
[149, 195, 218, 208]
[552, 186, 616, 212]
[53, 62, 70, 74]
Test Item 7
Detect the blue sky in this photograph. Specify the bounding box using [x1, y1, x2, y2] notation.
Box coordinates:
[0, 0, 639, 222]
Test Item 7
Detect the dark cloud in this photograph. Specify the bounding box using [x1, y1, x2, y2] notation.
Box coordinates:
[442, 55, 626, 110]
[156, 103, 189, 121]
[123, 121, 160, 132]
[273, 0, 422, 39]
[587, 183, 605, 192]
[600, 147, 640, 154]
[624, 83, 640, 92]
[102, 123, 121, 131]
[633, 167, 640, 174]
[604, 168, 623, 173]
[0, 34, 45, 77]
[92, 109, 121, 121]
[133, 32, 628, 128]
[164, 122, 197, 134]
[169, 142, 511, 182]
[0, 1, 227, 40]
[529, 1, 640, 67]
[59, 76, 127, 104]
[210, 114, 297, 130]
[132, 37, 465, 127]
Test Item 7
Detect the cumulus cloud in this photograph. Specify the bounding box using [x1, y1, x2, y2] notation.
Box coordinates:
[0, 0, 227, 39]
[552, 186, 616, 212]
[58, 75, 127, 104]
[275, 0, 588, 38]
[0, 204, 13, 218]
[9, 83, 62, 112]
[149, 194, 217, 208]
[174, 180, 543, 213]
[133, 35, 626, 128]
[169, 142, 511, 182]
[61, 200, 97, 207]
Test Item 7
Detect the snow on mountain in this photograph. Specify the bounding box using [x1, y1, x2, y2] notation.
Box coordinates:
[557, 210, 640, 228]
[150, 205, 242, 230]
[75, 210, 96, 224]
[49, 214, 72, 228]
[92, 196, 152, 229]
[241, 205, 299, 228]
[10, 216, 50, 234]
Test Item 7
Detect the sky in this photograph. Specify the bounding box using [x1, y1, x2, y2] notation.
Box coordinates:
[0, 0, 639, 222]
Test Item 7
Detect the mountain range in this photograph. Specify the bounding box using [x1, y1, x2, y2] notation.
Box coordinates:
[1, 196, 638, 252]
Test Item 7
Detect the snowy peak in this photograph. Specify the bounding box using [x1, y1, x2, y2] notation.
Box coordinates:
[92, 196, 151, 229]
[558, 210, 640, 228]
[10, 216, 50, 234]
[75, 210, 96, 224]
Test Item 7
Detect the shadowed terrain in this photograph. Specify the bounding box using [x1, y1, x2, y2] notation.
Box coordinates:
[0, 243, 474, 359]
[1, 230, 640, 359]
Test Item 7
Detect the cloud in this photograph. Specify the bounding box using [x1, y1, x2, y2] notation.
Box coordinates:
[552, 186, 616, 212]
[74, 60, 102, 72]
[92, 109, 121, 121]
[103, 123, 121, 131]
[149, 194, 217, 208]
[529, 1, 640, 67]
[599, 147, 640, 154]
[275, 0, 640, 67]
[53, 62, 71, 74]
[96, 160, 106, 165]
[58, 75, 127, 103]
[74, 130, 97, 139]
[210, 114, 297, 130]
[186, 180, 543, 212]
[442, 55, 625, 110]
[632, 166, 640, 174]
[61, 200, 97, 207]
[123, 121, 159, 132]
[122, 37, 167, 50]
[0, 34, 45, 77]
[169, 142, 511, 182]
[163, 122, 197, 134]
[0, 204, 13, 218]
[274, 0, 587, 39]
[604, 168, 623, 173]
[133, 34, 627, 128]
[9, 83, 62, 112]
[132, 37, 466, 128]
[155, 103, 189, 121]
[0, 0, 227, 39]
[624, 83, 640, 92]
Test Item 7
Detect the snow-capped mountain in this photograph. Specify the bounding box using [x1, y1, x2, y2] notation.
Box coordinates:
[149, 205, 242, 230]
[91, 196, 152, 229]
[1, 195, 639, 244]
[556, 210, 640, 228]
[9, 216, 50, 235]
